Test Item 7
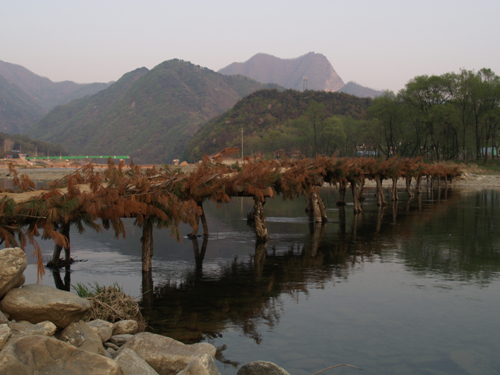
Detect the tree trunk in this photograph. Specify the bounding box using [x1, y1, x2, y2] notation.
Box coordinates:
[50, 222, 71, 267]
[357, 175, 366, 201]
[416, 175, 423, 194]
[405, 177, 414, 198]
[309, 189, 327, 223]
[375, 175, 387, 206]
[336, 180, 347, 206]
[253, 197, 269, 241]
[391, 177, 399, 201]
[351, 182, 362, 213]
[141, 220, 154, 273]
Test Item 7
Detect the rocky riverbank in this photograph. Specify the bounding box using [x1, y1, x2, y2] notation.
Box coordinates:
[0, 247, 290, 375]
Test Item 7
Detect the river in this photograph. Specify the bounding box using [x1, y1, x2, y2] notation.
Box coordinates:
[21, 185, 500, 374]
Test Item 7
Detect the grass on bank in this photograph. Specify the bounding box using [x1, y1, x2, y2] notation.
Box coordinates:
[73, 282, 146, 331]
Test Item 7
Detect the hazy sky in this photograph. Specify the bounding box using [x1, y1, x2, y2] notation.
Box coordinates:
[2, 1, 499, 92]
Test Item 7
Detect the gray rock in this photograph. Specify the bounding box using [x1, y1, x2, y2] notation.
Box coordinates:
[178, 353, 221, 375]
[237, 361, 290, 375]
[105, 341, 121, 350]
[8, 321, 49, 336]
[0, 324, 12, 350]
[0, 248, 27, 298]
[116, 332, 216, 375]
[0, 284, 90, 328]
[0, 335, 125, 374]
[109, 333, 134, 346]
[0, 310, 9, 324]
[57, 320, 107, 356]
[87, 319, 114, 343]
[114, 347, 159, 375]
[113, 319, 139, 335]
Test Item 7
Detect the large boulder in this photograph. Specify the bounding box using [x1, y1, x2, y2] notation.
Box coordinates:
[57, 320, 106, 356]
[237, 361, 290, 375]
[116, 332, 216, 375]
[0, 335, 124, 375]
[0, 284, 90, 328]
[177, 354, 221, 375]
[0, 248, 27, 298]
[114, 348, 159, 375]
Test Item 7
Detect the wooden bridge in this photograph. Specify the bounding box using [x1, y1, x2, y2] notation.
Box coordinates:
[0, 155, 461, 278]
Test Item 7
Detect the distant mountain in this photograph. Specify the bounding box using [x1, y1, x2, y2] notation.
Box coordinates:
[219, 52, 345, 92]
[0, 74, 45, 133]
[339, 81, 383, 98]
[0, 60, 111, 133]
[28, 60, 281, 164]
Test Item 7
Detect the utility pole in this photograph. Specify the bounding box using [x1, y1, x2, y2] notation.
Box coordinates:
[241, 127, 244, 164]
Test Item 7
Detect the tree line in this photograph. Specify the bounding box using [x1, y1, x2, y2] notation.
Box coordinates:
[365, 68, 500, 161]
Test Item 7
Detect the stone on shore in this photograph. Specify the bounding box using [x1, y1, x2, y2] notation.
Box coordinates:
[0, 324, 12, 350]
[0, 335, 125, 375]
[57, 320, 106, 356]
[177, 353, 221, 375]
[0, 311, 9, 324]
[36, 320, 57, 336]
[0, 248, 27, 298]
[113, 319, 139, 335]
[109, 333, 134, 346]
[117, 332, 216, 375]
[87, 319, 115, 343]
[237, 361, 291, 375]
[8, 321, 50, 336]
[114, 348, 159, 375]
[0, 284, 90, 328]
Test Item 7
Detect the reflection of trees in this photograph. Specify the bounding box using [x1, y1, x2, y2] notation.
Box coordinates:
[140, 187, 500, 351]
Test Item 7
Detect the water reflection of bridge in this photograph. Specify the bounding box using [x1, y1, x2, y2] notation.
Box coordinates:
[51, 187, 500, 351]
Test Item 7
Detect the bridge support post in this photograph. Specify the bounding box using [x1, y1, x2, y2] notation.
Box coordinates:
[308, 189, 327, 223]
[141, 219, 154, 273]
[375, 175, 387, 206]
[253, 196, 269, 241]
[405, 177, 414, 198]
[391, 177, 399, 201]
[48, 222, 71, 267]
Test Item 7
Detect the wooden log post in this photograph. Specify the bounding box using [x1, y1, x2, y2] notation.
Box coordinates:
[357, 175, 366, 201]
[49, 222, 71, 267]
[416, 175, 423, 194]
[405, 177, 414, 198]
[141, 219, 154, 273]
[190, 201, 209, 237]
[253, 196, 269, 241]
[309, 189, 328, 223]
[350, 182, 362, 213]
[336, 179, 347, 206]
[391, 177, 399, 201]
[375, 175, 387, 206]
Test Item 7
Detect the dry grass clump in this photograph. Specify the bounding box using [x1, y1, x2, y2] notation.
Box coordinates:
[74, 282, 146, 331]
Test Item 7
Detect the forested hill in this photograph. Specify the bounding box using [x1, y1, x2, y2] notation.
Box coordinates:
[183, 89, 371, 161]
[28, 60, 280, 164]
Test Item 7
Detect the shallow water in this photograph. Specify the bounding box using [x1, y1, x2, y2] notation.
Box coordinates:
[22, 186, 500, 374]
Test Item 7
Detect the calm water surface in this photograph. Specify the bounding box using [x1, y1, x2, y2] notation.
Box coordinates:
[22, 186, 500, 375]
